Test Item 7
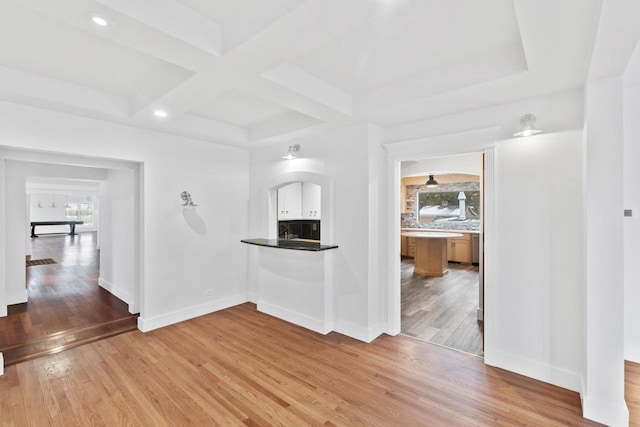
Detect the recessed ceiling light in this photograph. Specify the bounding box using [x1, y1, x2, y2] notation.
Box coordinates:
[153, 110, 168, 118]
[92, 16, 108, 26]
[85, 12, 113, 28]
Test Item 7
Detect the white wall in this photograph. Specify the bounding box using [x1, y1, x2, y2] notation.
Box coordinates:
[248, 124, 388, 341]
[0, 157, 6, 317]
[0, 101, 249, 332]
[623, 79, 640, 363]
[368, 125, 388, 335]
[4, 161, 28, 305]
[30, 194, 68, 226]
[99, 169, 137, 312]
[582, 77, 628, 426]
[493, 131, 584, 390]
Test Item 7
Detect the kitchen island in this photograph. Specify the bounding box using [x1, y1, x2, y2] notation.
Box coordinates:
[401, 231, 463, 276]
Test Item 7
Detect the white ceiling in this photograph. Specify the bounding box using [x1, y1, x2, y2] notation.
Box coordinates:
[0, 0, 606, 147]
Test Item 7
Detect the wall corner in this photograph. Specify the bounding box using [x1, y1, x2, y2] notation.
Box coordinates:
[582, 395, 629, 427]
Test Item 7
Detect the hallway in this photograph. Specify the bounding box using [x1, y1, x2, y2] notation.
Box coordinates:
[0, 232, 137, 366]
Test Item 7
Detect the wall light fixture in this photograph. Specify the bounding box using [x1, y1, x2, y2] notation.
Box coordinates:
[513, 114, 542, 137]
[180, 191, 197, 207]
[282, 144, 300, 160]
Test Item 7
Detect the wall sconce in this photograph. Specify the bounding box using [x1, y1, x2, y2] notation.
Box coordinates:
[282, 144, 300, 160]
[513, 114, 542, 137]
[425, 175, 439, 187]
[180, 191, 197, 207]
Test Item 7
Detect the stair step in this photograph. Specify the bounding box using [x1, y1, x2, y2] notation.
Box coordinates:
[1, 316, 138, 367]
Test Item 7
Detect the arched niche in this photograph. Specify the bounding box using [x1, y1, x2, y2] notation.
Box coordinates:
[264, 171, 334, 244]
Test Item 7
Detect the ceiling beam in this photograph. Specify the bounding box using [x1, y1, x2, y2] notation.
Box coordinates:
[130, 0, 380, 120]
[96, 0, 222, 57]
[262, 63, 352, 116]
[9, 0, 216, 72]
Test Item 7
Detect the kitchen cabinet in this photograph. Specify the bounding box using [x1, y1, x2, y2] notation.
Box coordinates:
[302, 182, 321, 219]
[447, 233, 472, 264]
[400, 236, 417, 257]
[277, 182, 302, 219]
[278, 182, 321, 220]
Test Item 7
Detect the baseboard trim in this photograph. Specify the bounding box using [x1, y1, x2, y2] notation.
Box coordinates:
[625, 343, 640, 363]
[98, 278, 132, 305]
[0, 304, 7, 317]
[128, 303, 140, 315]
[0, 352, 4, 376]
[138, 294, 248, 332]
[257, 301, 333, 335]
[485, 349, 582, 393]
[582, 394, 629, 426]
[336, 320, 385, 343]
[6, 289, 28, 305]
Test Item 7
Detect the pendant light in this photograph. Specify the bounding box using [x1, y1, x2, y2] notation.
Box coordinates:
[425, 175, 439, 187]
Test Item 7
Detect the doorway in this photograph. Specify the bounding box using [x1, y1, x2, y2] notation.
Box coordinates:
[0, 148, 144, 367]
[398, 155, 483, 356]
[387, 140, 496, 361]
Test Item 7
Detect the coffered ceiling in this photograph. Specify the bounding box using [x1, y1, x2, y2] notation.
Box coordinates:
[0, 0, 602, 147]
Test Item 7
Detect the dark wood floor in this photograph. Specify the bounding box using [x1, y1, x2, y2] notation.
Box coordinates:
[0, 303, 602, 426]
[0, 232, 137, 366]
[401, 258, 483, 356]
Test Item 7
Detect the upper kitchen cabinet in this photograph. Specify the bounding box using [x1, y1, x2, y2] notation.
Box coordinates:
[302, 182, 321, 219]
[277, 182, 321, 220]
[277, 182, 302, 219]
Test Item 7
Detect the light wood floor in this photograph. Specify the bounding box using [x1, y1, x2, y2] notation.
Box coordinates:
[401, 258, 483, 356]
[0, 233, 137, 366]
[628, 361, 640, 426]
[0, 303, 601, 426]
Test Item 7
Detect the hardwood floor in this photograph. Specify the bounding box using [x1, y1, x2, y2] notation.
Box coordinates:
[401, 258, 483, 356]
[0, 232, 137, 366]
[628, 361, 640, 426]
[0, 303, 601, 426]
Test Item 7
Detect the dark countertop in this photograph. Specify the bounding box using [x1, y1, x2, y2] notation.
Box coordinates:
[241, 238, 338, 252]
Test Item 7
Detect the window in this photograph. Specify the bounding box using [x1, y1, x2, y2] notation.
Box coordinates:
[417, 191, 480, 224]
[65, 202, 94, 227]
